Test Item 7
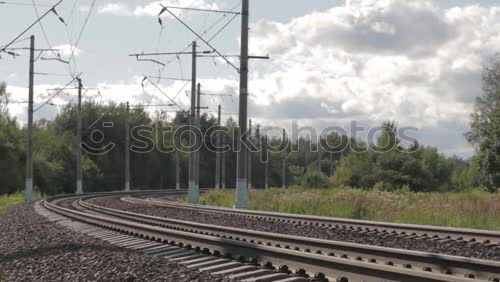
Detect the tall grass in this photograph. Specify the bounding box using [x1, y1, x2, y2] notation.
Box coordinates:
[200, 187, 500, 231]
[0, 192, 42, 211]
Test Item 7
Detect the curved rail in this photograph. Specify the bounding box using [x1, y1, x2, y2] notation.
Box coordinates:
[131, 196, 500, 245]
[43, 193, 500, 281]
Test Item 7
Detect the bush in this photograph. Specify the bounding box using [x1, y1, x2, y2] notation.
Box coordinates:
[302, 171, 330, 189]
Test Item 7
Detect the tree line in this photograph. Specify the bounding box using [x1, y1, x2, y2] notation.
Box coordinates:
[0, 60, 498, 195]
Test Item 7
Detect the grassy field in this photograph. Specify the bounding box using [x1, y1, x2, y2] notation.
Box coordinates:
[0, 192, 41, 211]
[200, 187, 500, 231]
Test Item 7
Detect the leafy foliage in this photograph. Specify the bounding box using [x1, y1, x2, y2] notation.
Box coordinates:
[466, 58, 500, 191]
[0, 73, 494, 195]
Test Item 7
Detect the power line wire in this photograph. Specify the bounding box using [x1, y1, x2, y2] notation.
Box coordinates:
[0, 0, 64, 53]
[34, 74, 81, 112]
[67, 0, 96, 75]
[161, 5, 239, 72]
[0, 1, 50, 6]
[156, 3, 241, 70]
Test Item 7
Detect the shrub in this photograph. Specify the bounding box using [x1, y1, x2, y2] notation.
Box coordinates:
[302, 171, 330, 189]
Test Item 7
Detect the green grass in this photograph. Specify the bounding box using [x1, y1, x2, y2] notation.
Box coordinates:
[0, 192, 42, 211]
[200, 186, 500, 231]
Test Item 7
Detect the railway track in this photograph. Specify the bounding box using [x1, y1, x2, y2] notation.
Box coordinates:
[132, 195, 500, 245]
[40, 192, 500, 282]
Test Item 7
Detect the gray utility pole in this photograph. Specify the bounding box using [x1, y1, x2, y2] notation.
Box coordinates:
[330, 152, 334, 177]
[248, 119, 252, 189]
[221, 146, 226, 190]
[76, 78, 83, 194]
[282, 129, 287, 189]
[304, 144, 309, 175]
[25, 35, 35, 201]
[264, 138, 269, 189]
[176, 153, 181, 190]
[215, 105, 222, 189]
[235, 0, 250, 208]
[176, 130, 181, 190]
[196, 82, 201, 191]
[188, 41, 199, 204]
[317, 141, 322, 172]
[125, 102, 131, 192]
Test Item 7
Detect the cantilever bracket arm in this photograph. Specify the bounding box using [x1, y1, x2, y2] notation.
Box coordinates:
[41, 56, 69, 64]
[135, 55, 165, 66]
[160, 4, 240, 73]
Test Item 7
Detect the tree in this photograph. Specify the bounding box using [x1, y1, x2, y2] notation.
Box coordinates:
[375, 121, 399, 152]
[0, 82, 9, 121]
[0, 82, 24, 194]
[466, 58, 500, 191]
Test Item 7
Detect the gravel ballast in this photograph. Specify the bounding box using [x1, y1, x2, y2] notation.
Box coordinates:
[0, 202, 229, 281]
[91, 196, 500, 261]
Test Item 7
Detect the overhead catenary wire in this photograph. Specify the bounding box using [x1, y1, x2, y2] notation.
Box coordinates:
[0, 1, 50, 6]
[144, 77, 185, 111]
[0, 36, 31, 50]
[142, 21, 167, 110]
[34, 73, 81, 112]
[0, 0, 65, 53]
[160, 5, 239, 72]
[135, 2, 240, 111]
[152, 3, 240, 71]
[147, 76, 191, 82]
[67, 0, 96, 76]
[158, 5, 240, 15]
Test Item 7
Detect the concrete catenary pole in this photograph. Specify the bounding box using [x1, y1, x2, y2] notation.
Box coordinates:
[175, 151, 181, 190]
[196, 83, 201, 191]
[248, 119, 252, 189]
[215, 105, 222, 189]
[221, 134, 226, 190]
[187, 41, 199, 204]
[317, 139, 322, 172]
[25, 35, 35, 201]
[330, 152, 334, 177]
[235, 0, 249, 208]
[304, 143, 309, 175]
[76, 78, 83, 194]
[282, 129, 287, 189]
[125, 101, 130, 192]
[264, 137, 269, 189]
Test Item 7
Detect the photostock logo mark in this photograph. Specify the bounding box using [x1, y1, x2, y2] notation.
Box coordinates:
[81, 122, 116, 155]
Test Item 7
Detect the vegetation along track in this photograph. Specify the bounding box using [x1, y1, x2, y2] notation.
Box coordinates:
[135, 195, 500, 246]
[41, 191, 500, 282]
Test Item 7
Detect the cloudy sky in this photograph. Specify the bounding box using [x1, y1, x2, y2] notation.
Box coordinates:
[1, 0, 499, 158]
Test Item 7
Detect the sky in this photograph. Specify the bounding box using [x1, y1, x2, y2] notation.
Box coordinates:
[1, 0, 500, 158]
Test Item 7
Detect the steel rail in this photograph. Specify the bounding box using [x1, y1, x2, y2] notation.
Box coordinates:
[132, 196, 500, 245]
[76, 197, 500, 281]
[43, 196, 486, 282]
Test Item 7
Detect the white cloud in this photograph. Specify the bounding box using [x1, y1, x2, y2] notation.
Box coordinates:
[246, 0, 500, 131]
[98, 0, 219, 17]
[53, 44, 81, 57]
[237, 0, 500, 157]
[97, 3, 130, 16]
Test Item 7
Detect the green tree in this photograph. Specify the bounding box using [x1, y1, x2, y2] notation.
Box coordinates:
[0, 82, 24, 194]
[375, 121, 399, 152]
[466, 58, 500, 191]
